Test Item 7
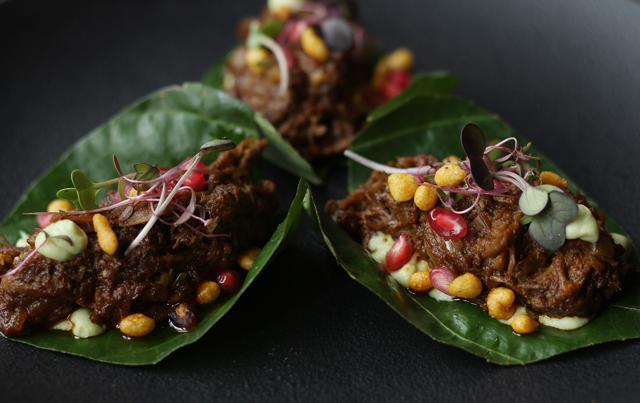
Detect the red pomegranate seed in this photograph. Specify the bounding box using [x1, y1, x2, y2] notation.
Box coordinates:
[382, 70, 412, 100]
[216, 270, 242, 294]
[37, 213, 53, 229]
[160, 161, 208, 193]
[429, 267, 455, 295]
[385, 233, 413, 272]
[428, 208, 469, 240]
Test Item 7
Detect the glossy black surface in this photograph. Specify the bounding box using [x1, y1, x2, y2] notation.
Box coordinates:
[1, 0, 639, 401]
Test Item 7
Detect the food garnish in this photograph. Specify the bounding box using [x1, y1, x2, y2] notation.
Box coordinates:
[0, 137, 281, 347]
[330, 121, 633, 340]
[220, 1, 421, 161]
[51, 139, 236, 256]
[345, 123, 586, 252]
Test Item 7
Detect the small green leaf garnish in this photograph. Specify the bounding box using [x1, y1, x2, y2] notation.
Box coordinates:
[70, 170, 100, 210]
[528, 191, 579, 251]
[519, 186, 549, 216]
[56, 188, 79, 205]
[520, 215, 534, 225]
[200, 138, 236, 155]
[133, 163, 160, 181]
[260, 20, 285, 38]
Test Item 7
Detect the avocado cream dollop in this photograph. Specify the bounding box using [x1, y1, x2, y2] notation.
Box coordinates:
[35, 219, 88, 262]
[565, 204, 599, 243]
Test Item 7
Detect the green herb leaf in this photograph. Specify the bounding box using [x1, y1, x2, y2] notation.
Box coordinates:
[56, 188, 79, 206]
[367, 72, 459, 123]
[70, 170, 99, 210]
[519, 186, 549, 216]
[528, 191, 579, 251]
[256, 113, 322, 185]
[332, 93, 639, 364]
[0, 83, 307, 365]
[133, 163, 160, 182]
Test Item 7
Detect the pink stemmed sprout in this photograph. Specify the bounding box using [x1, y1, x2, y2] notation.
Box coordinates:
[344, 136, 537, 215]
[27, 139, 236, 258]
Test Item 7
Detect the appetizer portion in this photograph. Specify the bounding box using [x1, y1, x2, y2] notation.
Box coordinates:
[223, 0, 415, 160]
[0, 139, 277, 338]
[327, 124, 633, 334]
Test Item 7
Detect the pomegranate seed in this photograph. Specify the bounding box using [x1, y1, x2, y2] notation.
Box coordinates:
[37, 213, 54, 229]
[429, 267, 455, 295]
[382, 70, 412, 100]
[385, 233, 413, 272]
[216, 270, 242, 294]
[160, 161, 208, 193]
[428, 208, 468, 240]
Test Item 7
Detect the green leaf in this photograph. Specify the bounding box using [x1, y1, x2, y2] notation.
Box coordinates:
[518, 186, 549, 216]
[256, 113, 322, 185]
[133, 163, 160, 181]
[528, 191, 578, 251]
[202, 63, 225, 89]
[317, 93, 640, 365]
[0, 83, 307, 365]
[70, 170, 99, 210]
[367, 72, 459, 123]
[202, 64, 325, 184]
[56, 188, 79, 205]
[260, 20, 285, 38]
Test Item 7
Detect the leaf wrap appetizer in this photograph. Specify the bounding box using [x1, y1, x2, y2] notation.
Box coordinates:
[310, 92, 639, 364]
[0, 83, 307, 365]
[218, 0, 419, 160]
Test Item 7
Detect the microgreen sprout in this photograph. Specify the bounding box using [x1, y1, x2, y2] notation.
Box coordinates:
[35, 139, 237, 256]
[247, 21, 290, 95]
[345, 123, 581, 251]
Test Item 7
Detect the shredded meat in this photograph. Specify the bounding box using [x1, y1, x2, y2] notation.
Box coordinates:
[326, 154, 631, 318]
[224, 7, 370, 160]
[0, 139, 277, 336]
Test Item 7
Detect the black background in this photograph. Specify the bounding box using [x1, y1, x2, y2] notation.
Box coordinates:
[1, 0, 640, 401]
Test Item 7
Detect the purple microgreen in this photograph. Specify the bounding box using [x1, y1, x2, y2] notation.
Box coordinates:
[460, 124, 494, 190]
[125, 154, 202, 255]
[172, 187, 197, 226]
[494, 170, 529, 192]
[343, 149, 437, 176]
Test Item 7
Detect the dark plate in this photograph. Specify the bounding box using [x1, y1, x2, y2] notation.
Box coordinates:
[1, 0, 639, 401]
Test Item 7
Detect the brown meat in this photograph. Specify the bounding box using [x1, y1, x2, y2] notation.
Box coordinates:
[326, 154, 630, 318]
[0, 139, 277, 336]
[224, 1, 371, 161]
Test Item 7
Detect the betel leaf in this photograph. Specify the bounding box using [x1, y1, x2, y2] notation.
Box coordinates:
[0, 83, 308, 365]
[256, 113, 322, 185]
[320, 93, 640, 365]
[203, 60, 458, 184]
[7, 181, 306, 366]
[528, 191, 579, 251]
[367, 71, 459, 123]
